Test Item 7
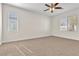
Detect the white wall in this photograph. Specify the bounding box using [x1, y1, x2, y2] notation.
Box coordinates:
[2, 4, 51, 43]
[3, 3, 79, 43]
[0, 3, 2, 44]
[51, 7, 79, 40]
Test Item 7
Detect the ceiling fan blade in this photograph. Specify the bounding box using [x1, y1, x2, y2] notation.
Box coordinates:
[54, 3, 59, 6]
[45, 4, 50, 7]
[51, 3, 53, 8]
[44, 9, 49, 11]
[55, 7, 63, 9]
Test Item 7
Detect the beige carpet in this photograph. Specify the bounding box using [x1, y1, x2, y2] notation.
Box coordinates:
[0, 36, 79, 56]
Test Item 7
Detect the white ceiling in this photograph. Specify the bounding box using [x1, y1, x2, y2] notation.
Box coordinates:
[8, 3, 79, 16]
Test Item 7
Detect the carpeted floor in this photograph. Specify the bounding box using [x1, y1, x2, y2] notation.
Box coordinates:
[0, 36, 79, 56]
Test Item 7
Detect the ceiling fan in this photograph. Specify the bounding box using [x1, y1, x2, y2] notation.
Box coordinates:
[44, 3, 63, 13]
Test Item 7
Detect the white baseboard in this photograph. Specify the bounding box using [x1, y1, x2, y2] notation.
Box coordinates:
[52, 34, 79, 41]
[0, 42, 2, 45]
[2, 34, 51, 43]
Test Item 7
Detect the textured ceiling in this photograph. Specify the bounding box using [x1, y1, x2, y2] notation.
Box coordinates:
[8, 3, 79, 16]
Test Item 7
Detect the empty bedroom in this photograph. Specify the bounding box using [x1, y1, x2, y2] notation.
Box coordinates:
[0, 3, 79, 56]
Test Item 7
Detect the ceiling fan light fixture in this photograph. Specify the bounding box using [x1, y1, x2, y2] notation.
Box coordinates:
[49, 8, 54, 12]
[44, 3, 63, 13]
[53, 8, 55, 11]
